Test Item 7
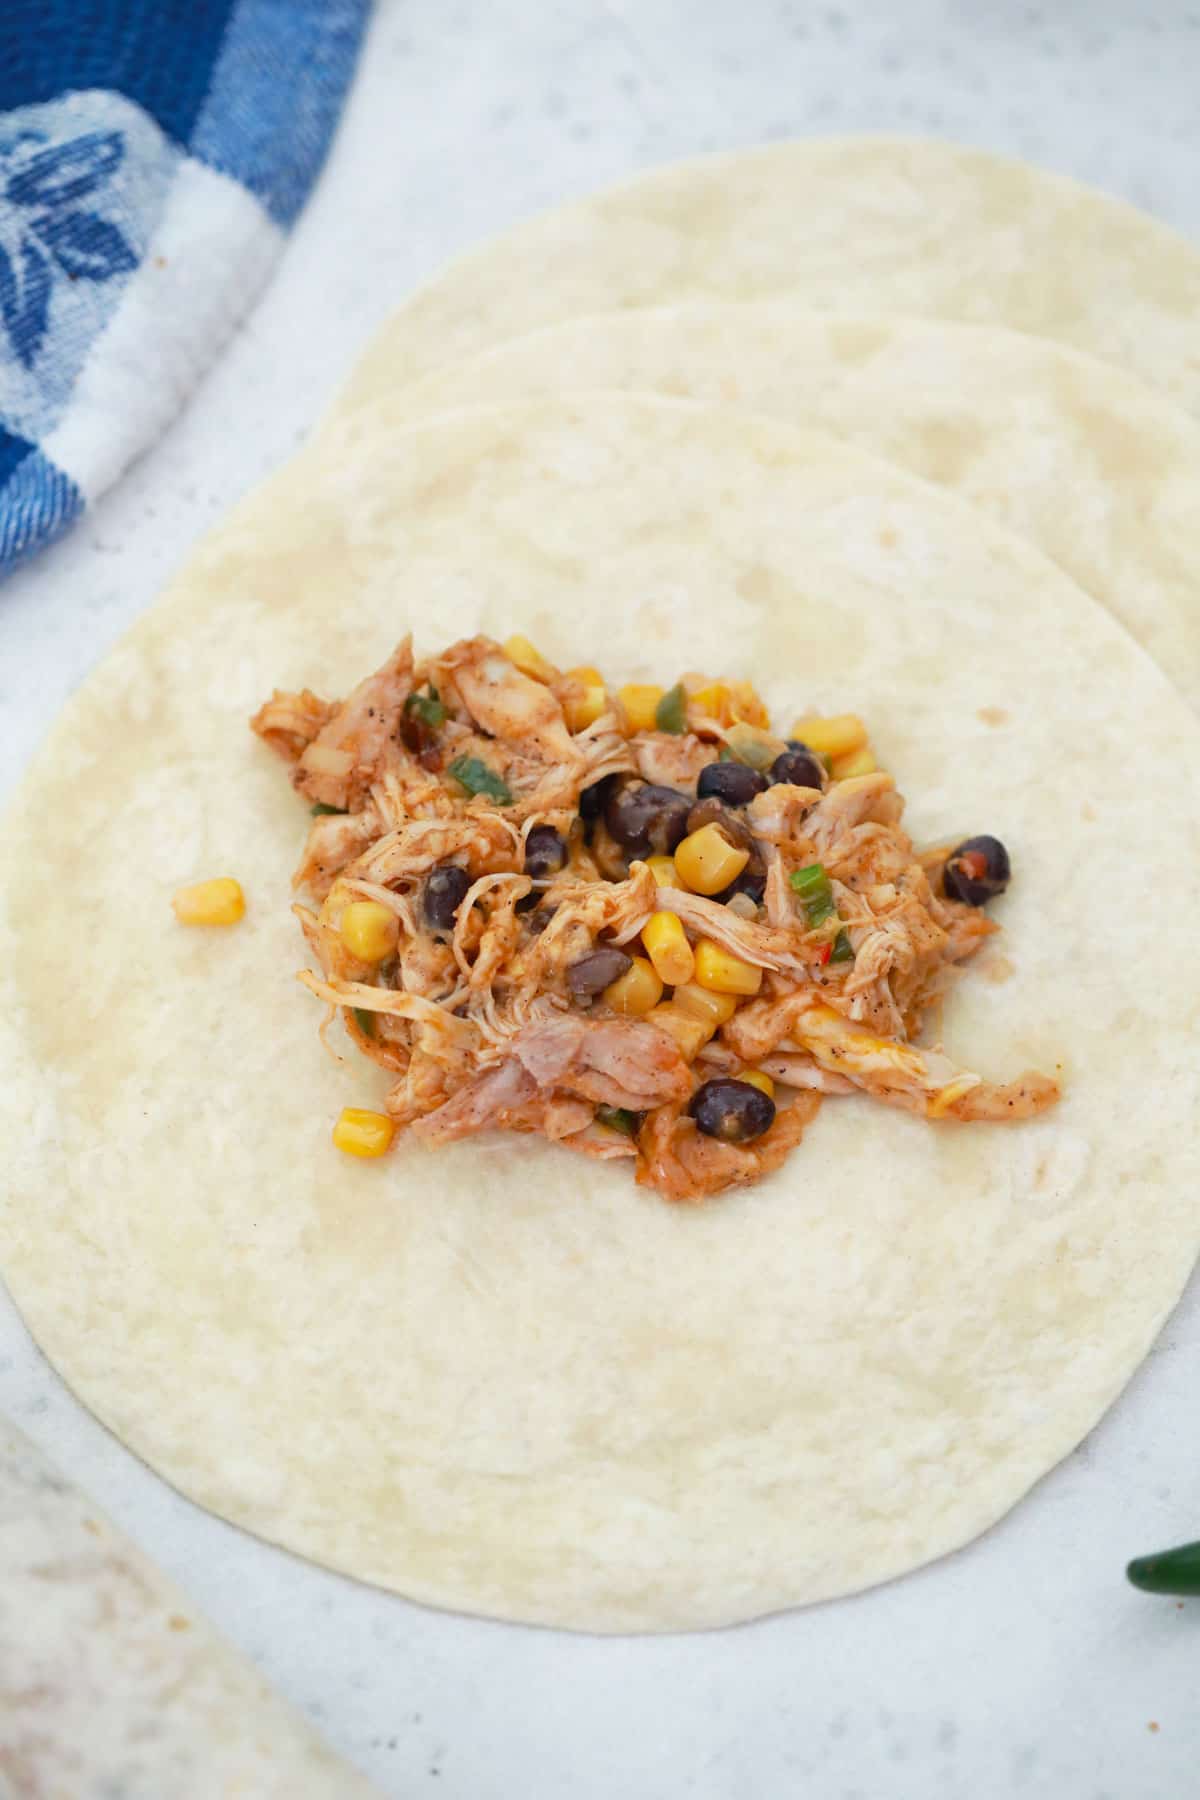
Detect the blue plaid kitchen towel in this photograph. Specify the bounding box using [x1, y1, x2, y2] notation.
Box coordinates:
[0, 1, 369, 574]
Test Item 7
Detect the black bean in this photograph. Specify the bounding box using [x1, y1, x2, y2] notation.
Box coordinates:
[589, 816, 632, 883]
[686, 796, 756, 851]
[579, 774, 618, 822]
[689, 1078, 776, 1144]
[524, 825, 567, 879]
[697, 761, 768, 806]
[604, 780, 692, 856]
[942, 835, 1011, 907]
[423, 862, 471, 931]
[714, 869, 766, 907]
[567, 946, 633, 998]
[770, 745, 826, 790]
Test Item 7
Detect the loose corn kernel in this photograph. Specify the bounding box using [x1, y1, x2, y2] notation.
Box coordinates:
[339, 900, 399, 963]
[603, 955, 664, 1017]
[642, 911, 695, 986]
[688, 681, 728, 722]
[694, 937, 763, 996]
[646, 1002, 713, 1061]
[673, 823, 749, 895]
[618, 682, 665, 733]
[171, 877, 245, 926]
[789, 713, 868, 759]
[504, 634, 556, 683]
[332, 1107, 395, 1158]
[740, 1069, 775, 1099]
[830, 746, 877, 780]
[563, 666, 607, 732]
[673, 981, 739, 1028]
[645, 853, 683, 889]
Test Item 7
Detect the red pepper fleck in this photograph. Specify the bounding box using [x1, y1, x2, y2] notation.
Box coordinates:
[816, 943, 832, 966]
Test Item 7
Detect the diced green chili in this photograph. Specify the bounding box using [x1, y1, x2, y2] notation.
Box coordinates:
[352, 1007, 376, 1038]
[404, 686, 446, 731]
[789, 864, 831, 904]
[310, 802, 346, 816]
[596, 1105, 640, 1137]
[655, 683, 687, 734]
[790, 863, 837, 929]
[1127, 1540, 1200, 1596]
[723, 722, 779, 770]
[448, 755, 513, 805]
[829, 928, 855, 964]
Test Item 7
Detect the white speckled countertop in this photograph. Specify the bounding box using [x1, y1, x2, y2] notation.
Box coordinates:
[3, 3, 1200, 1794]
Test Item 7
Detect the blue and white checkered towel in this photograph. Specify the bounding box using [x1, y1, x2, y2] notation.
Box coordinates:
[0, 0, 368, 574]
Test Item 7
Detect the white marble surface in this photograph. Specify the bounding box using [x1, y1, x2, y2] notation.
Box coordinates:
[3, 2, 1200, 1794]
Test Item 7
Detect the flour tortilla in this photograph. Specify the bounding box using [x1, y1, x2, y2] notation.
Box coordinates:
[330, 305, 1200, 712]
[3, 395, 1200, 1633]
[0, 1419, 374, 1796]
[334, 138, 1200, 421]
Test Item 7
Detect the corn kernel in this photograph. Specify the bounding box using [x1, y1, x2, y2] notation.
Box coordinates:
[339, 899, 399, 963]
[789, 713, 868, 759]
[504, 634, 556, 683]
[646, 1002, 713, 1061]
[332, 1107, 395, 1158]
[563, 667, 608, 732]
[726, 680, 769, 728]
[694, 938, 763, 996]
[171, 877, 245, 926]
[642, 911, 695, 986]
[688, 681, 728, 721]
[645, 853, 683, 889]
[739, 1069, 775, 1099]
[603, 955, 664, 1017]
[673, 823, 749, 895]
[830, 746, 878, 780]
[618, 682, 665, 733]
[673, 981, 739, 1028]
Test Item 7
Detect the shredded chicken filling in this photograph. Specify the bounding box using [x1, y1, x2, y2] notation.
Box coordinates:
[252, 634, 1059, 1202]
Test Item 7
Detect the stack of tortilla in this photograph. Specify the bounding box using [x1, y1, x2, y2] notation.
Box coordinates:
[3, 139, 1200, 1633]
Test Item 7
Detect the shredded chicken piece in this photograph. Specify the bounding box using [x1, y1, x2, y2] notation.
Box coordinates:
[409, 1058, 537, 1143]
[253, 634, 1059, 1202]
[758, 1052, 855, 1095]
[650, 885, 826, 977]
[787, 1001, 1059, 1122]
[634, 733, 717, 789]
[636, 1091, 822, 1203]
[251, 687, 334, 761]
[512, 1015, 692, 1111]
[291, 638, 414, 812]
[292, 808, 381, 898]
[558, 1122, 640, 1160]
[445, 638, 581, 765]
